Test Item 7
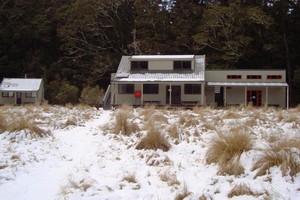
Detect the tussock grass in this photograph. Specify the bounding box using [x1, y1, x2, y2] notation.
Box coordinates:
[0, 114, 7, 134]
[8, 117, 51, 137]
[159, 172, 180, 186]
[175, 183, 191, 200]
[114, 105, 138, 135]
[136, 124, 171, 152]
[122, 173, 137, 183]
[168, 124, 180, 139]
[228, 183, 257, 198]
[206, 130, 252, 175]
[252, 139, 300, 178]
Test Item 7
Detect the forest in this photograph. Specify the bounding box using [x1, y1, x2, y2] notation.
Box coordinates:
[1, 0, 300, 105]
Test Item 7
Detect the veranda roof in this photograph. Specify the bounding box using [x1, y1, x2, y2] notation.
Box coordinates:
[207, 82, 288, 87]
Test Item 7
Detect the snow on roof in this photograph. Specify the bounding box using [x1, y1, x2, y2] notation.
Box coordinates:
[130, 55, 194, 60]
[115, 55, 205, 81]
[0, 78, 42, 91]
[207, 82, 288, 87]
[117, 72, 204, 82]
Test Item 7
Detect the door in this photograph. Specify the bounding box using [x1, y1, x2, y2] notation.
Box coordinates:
[16, 92, 22, 105]
[166, 85, 181, 105]
[247, 90, 262, 106]
[214, 87, 224, 107]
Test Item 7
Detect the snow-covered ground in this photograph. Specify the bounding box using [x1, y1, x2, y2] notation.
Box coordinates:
[0, 105, 299, 200]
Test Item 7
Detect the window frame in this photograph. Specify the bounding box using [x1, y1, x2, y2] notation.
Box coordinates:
[267, 75, 282, 79]
[173, 61, 192, 70]
[118, 84, 134, 94]
[2, 91, 14, 98]
[227, 75, 242, 79]
[184, 84, 201, 94]
[131, 61, 148, 71]
[143, 84, 159, 94]
[25, 92, 37, 98]
[247, 75, 262, 79]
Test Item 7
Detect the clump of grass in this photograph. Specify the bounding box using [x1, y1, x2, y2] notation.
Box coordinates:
[252, 139, 300, 178]
[136, 124, 171, 152]
[114, 105, 138, 135]
[122, 173, 137, 183]
[168, 124, 180, 139]
[175, 183, 191, 200]
[206, 130, 252, 175]
[8, 117, 51, 137]
[159, 172, 180, 186]
[0, 114, 7, 134]
[228, 183, 257, 198]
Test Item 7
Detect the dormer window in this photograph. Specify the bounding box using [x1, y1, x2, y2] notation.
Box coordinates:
[131, 61, 148, 70]
[174, 61, 191, 70]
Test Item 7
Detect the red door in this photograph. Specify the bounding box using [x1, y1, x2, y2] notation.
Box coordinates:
[247, 90, 262, 106]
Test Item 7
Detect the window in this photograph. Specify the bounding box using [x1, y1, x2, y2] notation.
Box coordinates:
[184, 84, 201, 94]
[227, 75, 242, 79]
[143, 84, 159, 94]
[2, 92, 14, 98]
[267, 75, 282, 79]
[25, 92, 37, 98]
[118, 84, 134, 94]
[247, 75, 262, 79]
[131, 61, 148, 70]
[174, 61, 191, 70]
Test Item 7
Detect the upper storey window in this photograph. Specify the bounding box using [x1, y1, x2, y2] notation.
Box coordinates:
[131, 61, 148, 70]
[247, 75, 262, 79]
[174, 61, 191, 70]
[227, 75, 242, 79]
[267, 75, 282, 79]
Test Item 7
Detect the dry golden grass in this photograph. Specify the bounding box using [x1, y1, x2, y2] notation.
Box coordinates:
[122, 173, 137, 183]
[252, 139, 300, 178]
[159, 172, 180, 186]
[179, 114, 199, 128]
[206, 130, 252, 175]
[8, 117, 51, 137]
[168, 124, 180, 139]
[0, 114, 7, 134]
[136, 125, 171, 152]
[228, 183, 257, 198]
[174, 183, 191, 200]
[114, 106, 138, 136]
[145, 153, 172, 166]
[218, 155, 245, 176]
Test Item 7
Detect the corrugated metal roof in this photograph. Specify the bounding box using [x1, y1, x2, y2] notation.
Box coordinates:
[117, 72, 204, 82]
[0, 78, 42, 91]
[130, 55, 194, 60]
[207, 82, 288, 87]
[115, 55, 205, 81]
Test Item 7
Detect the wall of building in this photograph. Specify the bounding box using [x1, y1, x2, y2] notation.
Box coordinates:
[206, 70, 286, 83]
[112, 82, 204, 106]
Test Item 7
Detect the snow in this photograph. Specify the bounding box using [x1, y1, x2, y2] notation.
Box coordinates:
[0, 105, 299, 200]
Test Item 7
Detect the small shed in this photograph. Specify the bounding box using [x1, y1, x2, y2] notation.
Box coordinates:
[0, 78, 44, 105]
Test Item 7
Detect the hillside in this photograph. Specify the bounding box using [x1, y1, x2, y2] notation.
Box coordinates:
[0, 105, 299, 200]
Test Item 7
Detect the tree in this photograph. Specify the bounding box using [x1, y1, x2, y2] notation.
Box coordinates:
[193, 1, 273, 68]
[80, 85, 104, 107]
[55, 83, 79, 105]
[56, 0, 134, 85]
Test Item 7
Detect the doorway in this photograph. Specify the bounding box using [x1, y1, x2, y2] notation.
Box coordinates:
[16, 92, 22, 105]
[247, 90, 262, 106]
[166, 85, 181, 105]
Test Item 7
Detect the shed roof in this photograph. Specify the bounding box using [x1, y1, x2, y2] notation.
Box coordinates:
[0, 78, 43, 92]
[207, 82, 288, 87]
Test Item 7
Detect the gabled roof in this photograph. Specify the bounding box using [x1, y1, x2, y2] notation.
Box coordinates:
[114, 55, 205, 82]
[0, 78, 43, 92]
